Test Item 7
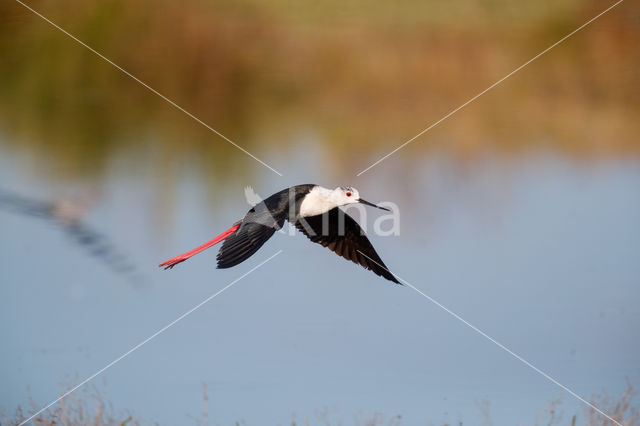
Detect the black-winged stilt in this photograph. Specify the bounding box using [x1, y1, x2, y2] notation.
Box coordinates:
[160, 184, 399, 284]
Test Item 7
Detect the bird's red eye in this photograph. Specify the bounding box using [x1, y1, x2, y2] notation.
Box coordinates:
[346, 192, 352, 197]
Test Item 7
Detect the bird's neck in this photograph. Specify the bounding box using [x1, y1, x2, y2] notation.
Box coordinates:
[299, 186, 338, 217]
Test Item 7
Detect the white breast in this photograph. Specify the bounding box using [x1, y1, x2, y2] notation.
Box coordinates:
[299, 186, 336, 217]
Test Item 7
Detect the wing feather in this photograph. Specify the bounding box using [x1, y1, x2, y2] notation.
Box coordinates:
[217, 220, 282, 268]
[294, 208, 400, 284]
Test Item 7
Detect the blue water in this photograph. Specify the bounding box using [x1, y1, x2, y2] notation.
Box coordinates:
[1, 144, 639, 425]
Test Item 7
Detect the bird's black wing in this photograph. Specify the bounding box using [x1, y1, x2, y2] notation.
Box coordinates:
[294, 207, 400, 284]
[216, 201, 285, 269]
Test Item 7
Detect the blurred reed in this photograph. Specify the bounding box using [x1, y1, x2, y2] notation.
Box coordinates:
[0, 0, 637, 184]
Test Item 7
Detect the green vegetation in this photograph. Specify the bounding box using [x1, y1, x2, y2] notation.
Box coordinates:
[0, 0, 638, 185]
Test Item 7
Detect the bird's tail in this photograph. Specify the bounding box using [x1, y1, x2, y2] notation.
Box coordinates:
[159, 221, 241, 270]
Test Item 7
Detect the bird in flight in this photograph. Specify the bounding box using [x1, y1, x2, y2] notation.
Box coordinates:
[160, 184, 399, 284]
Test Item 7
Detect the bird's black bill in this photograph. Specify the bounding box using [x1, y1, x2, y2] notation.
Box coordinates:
[359, 198, 390, 211]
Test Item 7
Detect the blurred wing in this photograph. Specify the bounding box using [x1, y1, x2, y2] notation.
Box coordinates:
[294, 208, 400, 284]
[244, 186, 263, 207]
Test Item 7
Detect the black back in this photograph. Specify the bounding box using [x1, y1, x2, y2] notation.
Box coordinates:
[216, 184, 315, 268]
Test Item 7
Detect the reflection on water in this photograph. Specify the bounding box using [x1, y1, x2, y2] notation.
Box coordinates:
[1, 149, 639, 425]
[0, 188, 145, 283]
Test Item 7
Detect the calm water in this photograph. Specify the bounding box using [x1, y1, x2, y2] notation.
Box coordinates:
[1, 142, 638, 425]
[1, 1, 639, 423]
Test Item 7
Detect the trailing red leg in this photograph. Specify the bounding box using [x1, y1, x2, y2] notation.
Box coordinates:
[159, 221, 241, 269]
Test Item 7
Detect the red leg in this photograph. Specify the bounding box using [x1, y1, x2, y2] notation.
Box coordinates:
[159, 222, 241, 269]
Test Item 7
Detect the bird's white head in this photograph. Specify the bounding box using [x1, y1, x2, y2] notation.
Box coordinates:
[299, 185, 390, 217]
[330, 186, 360, 206]
[331, 186, 389, 211]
